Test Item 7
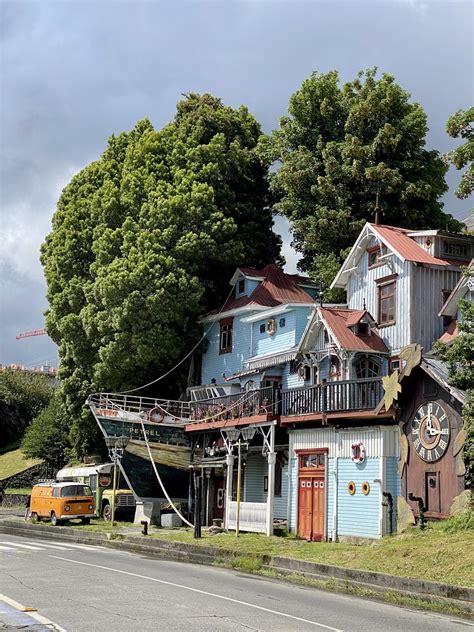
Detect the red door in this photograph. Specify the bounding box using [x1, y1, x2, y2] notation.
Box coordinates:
[297, 451, 326, 541]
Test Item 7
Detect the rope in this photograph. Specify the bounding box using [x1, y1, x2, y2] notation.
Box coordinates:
[118, 282, 237, 395]
[154, 390, 255, 423]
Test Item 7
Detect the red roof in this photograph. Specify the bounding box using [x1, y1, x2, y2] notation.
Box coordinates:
[370, 224, 463, 267]
[438, 320, 458, 345]
[206, 264, 316, 317]
[320, 308, 389, 353]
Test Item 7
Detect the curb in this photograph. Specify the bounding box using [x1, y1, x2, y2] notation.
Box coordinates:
[1, 520, 472, 615]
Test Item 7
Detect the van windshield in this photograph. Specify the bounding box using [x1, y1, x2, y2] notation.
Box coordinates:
[60, 485, 92, 497]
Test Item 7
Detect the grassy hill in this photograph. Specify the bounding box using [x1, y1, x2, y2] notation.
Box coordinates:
[0, 447, 43, 482]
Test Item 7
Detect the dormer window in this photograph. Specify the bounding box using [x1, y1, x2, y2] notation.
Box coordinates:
[357, 322, 369, 335]
[443, 241, 469, 259]
[238, 279, 245, 294]
[367, 245, 388, 268]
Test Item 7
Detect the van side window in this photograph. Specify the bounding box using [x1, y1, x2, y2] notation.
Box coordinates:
[53, 488, 60, 497]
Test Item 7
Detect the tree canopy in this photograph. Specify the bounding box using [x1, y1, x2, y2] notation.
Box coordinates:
[41, 93, 280, 458]
[435, 269, 474, 488]
[22, 393, 72, 471]
[0, 369, 53, 449]
[445, 107, 474, 200]
[261, 69, 462, 287]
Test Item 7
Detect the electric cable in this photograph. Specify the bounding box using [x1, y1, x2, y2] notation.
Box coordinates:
[118, 282, 238, 395]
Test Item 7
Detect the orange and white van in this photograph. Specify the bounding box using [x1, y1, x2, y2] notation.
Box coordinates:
[30, 481, 95, 526]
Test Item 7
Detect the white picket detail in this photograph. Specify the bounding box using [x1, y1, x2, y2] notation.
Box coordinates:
[227, 501, 267, 533]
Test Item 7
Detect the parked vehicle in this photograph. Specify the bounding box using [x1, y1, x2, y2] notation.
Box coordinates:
[56, 463, 135, 520]
[30, 481, 95, 526]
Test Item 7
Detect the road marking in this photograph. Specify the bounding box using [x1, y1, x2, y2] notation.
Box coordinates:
[17, 541, 80, 551]
[42, 540, 104, 551]
[0, 541, 43, 550]
[0, 593, 66, 631]
[50, 556, 342, 631]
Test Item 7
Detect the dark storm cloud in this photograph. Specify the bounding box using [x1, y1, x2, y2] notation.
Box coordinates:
[1, 0, 472, 365]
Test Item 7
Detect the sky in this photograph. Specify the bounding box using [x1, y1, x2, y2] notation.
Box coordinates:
[0, 0, 473, 367]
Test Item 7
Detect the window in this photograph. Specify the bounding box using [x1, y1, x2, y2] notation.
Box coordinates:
[443, 241, 469, 259]
[378, 280, 396, 325]
[219, 317, 233, 354]
[259, 323, 266, 334]
[368, 245, 388, 268]
[298, 452, 326, 469]
[355, 357, 380, 378]
[357, 322, 369, 335]
[390, 358, 401, 372]
[324, 330, 330, 345]
[442, 289, 453, 330]
[279, 317, 286, 328]
[329, 355, 340, 380]
[238, 279, 245, 294]
[289, 360, 298, 374]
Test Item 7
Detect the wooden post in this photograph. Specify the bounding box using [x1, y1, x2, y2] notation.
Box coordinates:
[266, 424, 276, 537]
[224, 454, 234, 530]
[236, 440, 242, 537]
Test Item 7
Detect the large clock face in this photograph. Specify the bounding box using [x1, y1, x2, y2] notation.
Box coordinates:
[412, 402, 450, 462]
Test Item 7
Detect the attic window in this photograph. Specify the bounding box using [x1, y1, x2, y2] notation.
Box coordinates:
[279, 317, 286, 328]
[443, 241, 469, 259]
[259, 323, 266, 334]
[324, 330, 330, 345]
[238, 279, 245, 294]
[367, 245, 388, 268]
[357, 322, 369, 335]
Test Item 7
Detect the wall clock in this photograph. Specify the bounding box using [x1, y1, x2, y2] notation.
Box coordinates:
[412, 402, 450, 462]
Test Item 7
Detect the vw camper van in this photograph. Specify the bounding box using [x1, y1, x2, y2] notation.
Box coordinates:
[30, 481, 95, 526]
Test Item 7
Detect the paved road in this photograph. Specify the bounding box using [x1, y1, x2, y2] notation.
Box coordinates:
[0, 533, 472, 631]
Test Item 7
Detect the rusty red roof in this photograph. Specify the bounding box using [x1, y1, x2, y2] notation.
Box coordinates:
[438, 320, 458, 345]
[320, 308, 389, 353]
[370, 224, 463, 267]
[205, 264, 316, 317]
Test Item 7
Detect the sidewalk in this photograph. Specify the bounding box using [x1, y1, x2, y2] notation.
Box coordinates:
[0, 595, 64, 631]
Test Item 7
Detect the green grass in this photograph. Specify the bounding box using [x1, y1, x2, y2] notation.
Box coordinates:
[147, 519, 474, 587]
[0, 448, 42, 481]
[4, 487, 32, 495]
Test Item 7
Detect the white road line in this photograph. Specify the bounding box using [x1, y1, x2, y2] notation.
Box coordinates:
[0, 593, 66, 631]
[0, 541, 43, 550]
[16, 541, 76, 551]
[41, 540, 104, 551]
[50, 556, 342, 631]
[0, 545, 16, 551]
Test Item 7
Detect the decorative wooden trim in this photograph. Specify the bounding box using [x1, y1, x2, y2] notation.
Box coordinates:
[295, 448, 329, 455]
[375, 273, 398, 285]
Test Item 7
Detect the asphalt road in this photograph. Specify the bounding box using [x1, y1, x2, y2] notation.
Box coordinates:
[0, 533, 472, 632]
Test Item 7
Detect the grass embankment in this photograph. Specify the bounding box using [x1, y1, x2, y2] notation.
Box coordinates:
[0, 448, 42, 481]
[149, 517, 474, 587]
[48, 512, 474, 588]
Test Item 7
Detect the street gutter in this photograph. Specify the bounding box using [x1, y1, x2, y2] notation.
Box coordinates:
[1, 520, 472, 618]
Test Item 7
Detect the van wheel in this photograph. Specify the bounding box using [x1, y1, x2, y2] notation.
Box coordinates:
[102, 503, 112, 521]
[30, 512, 38, 523]
[81, 517, 91, 525]
[50, 512, 61, 527]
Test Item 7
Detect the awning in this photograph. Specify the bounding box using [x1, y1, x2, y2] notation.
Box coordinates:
[245, 347, 299, 370]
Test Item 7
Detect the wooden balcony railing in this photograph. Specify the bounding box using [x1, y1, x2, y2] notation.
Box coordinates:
[280, 378, 383, 417]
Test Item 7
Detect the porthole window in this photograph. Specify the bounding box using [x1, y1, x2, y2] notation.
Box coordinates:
[362, 481, 370, 495]
[347, 481, 356, 495]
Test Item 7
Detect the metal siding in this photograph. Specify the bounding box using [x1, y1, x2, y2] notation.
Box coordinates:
[274, 461, 288, 519]
[412, 267, 461, 352]
[337, 458, 381, 538]
[244, 454, 265, 503]
[290, 426, 398, 457]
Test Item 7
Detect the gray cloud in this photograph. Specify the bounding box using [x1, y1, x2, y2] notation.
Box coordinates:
[1, 0, 472, 365]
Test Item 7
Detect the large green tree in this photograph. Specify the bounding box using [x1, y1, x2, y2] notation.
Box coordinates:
[42, 94, 280, 458]
[0, 369, 53, 449]
[261, 69, 462, 286]
[445, 107, 474, 200]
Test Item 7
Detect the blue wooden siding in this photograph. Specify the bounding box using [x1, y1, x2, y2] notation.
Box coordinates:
[244, 453, 288, 520]
[282, 361, 305, 390]
[201, 314, 254, 384]
[337, 458, 381, 538]
[252, 310, 296, 356]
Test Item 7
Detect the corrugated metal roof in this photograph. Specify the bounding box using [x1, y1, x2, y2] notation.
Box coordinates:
[420, 357, 465, 404]
[206, 264, 316, 317]
[320, 308, 389, 353]
[438, 320, 458, 345]
[371, 224, 463, 267]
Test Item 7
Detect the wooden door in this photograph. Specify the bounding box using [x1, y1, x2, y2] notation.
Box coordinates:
[311, 478, 325, 541]
[213, 477, 225, 520]
[298, 478, 313, 540]
[425, 472, 441, 514]
[297, 450, 327, 541]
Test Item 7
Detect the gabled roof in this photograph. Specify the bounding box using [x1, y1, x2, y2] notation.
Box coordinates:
[332, 222, 468, 289]
[438, 320, 458, 345]
[299, 306, 388, 354]
[320, 308, 389, 353]
[203, 264, 316, 320]
[439, 259, 473, 317]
